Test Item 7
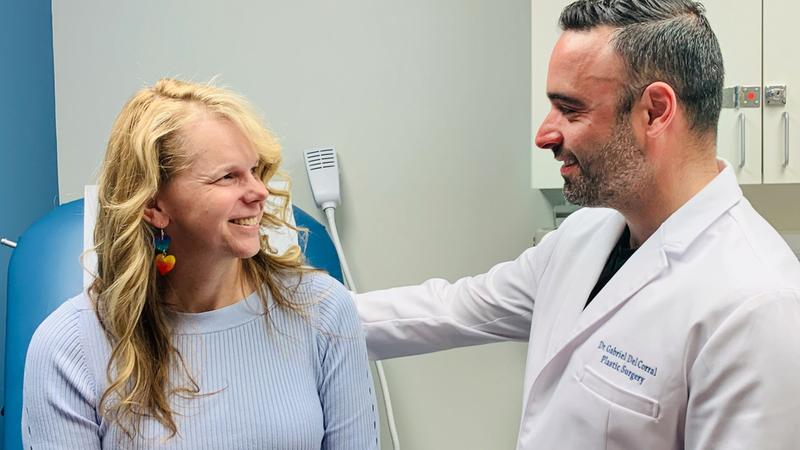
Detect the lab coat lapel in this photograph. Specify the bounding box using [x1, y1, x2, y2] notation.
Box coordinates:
[571, 233, 668, 337]
[547, 222, 669, 364]
[525, 160, 742, 409]
[542, 212, 627, 361]
[518, 236, 669, 443]
[551, 160, 742, 354]
[519, 161, 746, 447]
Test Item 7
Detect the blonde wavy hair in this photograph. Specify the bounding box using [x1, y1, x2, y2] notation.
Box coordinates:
[90, 78, 311, 439]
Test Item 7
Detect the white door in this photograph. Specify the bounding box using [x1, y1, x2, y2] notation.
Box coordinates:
[763, 0, 800, 183]
[704, 0, 763, 184]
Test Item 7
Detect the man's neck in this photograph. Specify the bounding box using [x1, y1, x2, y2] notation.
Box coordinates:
[622, 156, 721, 248]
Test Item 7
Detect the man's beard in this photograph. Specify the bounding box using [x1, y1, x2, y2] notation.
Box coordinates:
[560, 116, 651, 210]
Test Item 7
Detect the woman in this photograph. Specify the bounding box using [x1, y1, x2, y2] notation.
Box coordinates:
[22, 79, 378, 449]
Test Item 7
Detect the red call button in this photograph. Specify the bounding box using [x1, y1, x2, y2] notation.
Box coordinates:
[747, 91, 757, 101]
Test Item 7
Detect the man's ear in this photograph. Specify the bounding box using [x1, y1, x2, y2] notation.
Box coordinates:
[142, 197, 170, 229]
[639, 82, 677, 138]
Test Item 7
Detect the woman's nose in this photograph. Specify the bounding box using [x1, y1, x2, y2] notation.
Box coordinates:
[246, 173, 268, 203]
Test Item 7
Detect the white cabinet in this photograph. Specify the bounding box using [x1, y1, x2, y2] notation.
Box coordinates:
[705, 0, 800, 184]
[763, 1, 800, 183]
[531, 0, 800, 187]
[704, 0, 763, 184]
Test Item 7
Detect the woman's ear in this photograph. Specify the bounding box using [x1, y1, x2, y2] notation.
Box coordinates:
[640, 82, 677, 138]
[143, 198, 170, 229]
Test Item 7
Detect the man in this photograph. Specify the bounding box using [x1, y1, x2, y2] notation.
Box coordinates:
[356, 1, 800, 449]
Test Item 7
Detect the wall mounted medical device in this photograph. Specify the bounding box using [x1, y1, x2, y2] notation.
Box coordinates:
[304, 148, 341, 210]
[304, 147, 401, 450]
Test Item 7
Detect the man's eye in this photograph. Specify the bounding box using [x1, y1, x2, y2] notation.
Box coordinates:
[558, 106, 578, 115]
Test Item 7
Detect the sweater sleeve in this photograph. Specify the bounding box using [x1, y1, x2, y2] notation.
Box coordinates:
[313, 276, 380, 450]
[22, 301, 101, 450]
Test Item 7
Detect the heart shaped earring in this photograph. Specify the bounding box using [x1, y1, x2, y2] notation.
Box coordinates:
[154, 229, 176, 276]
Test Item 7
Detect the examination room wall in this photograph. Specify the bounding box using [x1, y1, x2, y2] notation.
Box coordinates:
[51, 1, 550, 448]
[0, 0, 59, 439]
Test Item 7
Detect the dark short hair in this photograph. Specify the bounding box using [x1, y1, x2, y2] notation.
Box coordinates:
[560, 0, 723, 135]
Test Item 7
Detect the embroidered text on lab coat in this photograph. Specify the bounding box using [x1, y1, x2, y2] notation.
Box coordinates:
[597, 340, 659, 385]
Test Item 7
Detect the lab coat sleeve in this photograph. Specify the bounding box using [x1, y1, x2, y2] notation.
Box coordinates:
[685, 290, 800, 450]
[354, 230, 559, 360]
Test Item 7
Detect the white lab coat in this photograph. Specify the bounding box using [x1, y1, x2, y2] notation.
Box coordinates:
[356, 162, 800, 450]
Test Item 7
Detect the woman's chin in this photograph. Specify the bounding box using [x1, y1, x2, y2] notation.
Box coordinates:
[237, 242, 264, 259]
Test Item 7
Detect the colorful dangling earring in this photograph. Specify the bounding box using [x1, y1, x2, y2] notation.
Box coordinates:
[154, 229, 176, 276]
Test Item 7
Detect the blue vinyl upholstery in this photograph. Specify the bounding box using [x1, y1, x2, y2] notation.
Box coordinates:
[3, 198, 340, 449]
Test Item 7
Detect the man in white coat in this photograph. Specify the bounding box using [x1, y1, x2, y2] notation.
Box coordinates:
[355, 0, 800, 449]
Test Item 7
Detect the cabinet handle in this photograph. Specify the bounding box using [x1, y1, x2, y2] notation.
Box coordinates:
[783, 112, 790, 167]
[738, 113, 746, 169]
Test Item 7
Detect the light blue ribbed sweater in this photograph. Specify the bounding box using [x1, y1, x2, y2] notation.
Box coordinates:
[22, 272, 379, 449]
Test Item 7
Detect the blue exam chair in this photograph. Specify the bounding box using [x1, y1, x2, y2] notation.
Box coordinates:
[3, 199, 341, 449]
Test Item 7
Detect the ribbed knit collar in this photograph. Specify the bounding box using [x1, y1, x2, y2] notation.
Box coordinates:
[167, 290, 273, 335]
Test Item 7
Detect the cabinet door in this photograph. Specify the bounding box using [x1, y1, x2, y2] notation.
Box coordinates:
[704, 0, 763, 184]
[763, 0, 800, 183]
[530, 0, 574, 189]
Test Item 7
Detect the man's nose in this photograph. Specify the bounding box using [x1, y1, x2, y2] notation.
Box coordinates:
[534, 114, 563, 150]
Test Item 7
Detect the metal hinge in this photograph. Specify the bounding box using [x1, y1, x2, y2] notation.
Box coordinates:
[722, 86, 761, 108]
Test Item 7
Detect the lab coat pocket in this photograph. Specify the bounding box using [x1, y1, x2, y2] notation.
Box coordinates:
[578, 365, 660, 419]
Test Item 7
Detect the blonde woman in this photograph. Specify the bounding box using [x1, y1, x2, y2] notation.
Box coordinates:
[22, 79, 378, 449]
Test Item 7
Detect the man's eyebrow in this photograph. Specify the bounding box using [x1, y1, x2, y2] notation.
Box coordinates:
[547, 93, 587, 108]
